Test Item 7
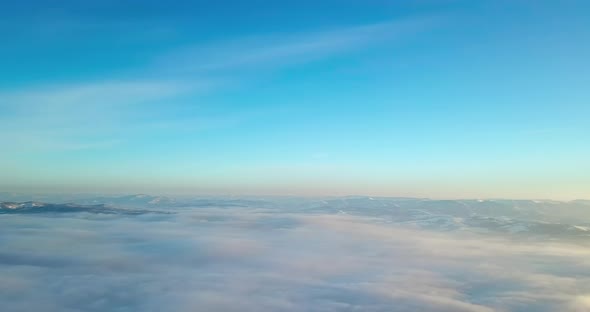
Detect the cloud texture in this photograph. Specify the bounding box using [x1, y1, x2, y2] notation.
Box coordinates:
[1, 207, 589, 312]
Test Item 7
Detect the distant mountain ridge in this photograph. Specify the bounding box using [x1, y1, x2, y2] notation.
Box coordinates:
[299, 197, 590, 241]
[75, 194, 178, 207]
[0, 201, 160, 215]
[1, 196, 589, 241]
[73, 194, 272, 208]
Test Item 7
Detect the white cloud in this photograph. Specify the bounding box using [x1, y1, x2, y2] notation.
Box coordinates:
[0, 208, 588, 311]
[1, 16, 438, 154]
[154, 17, 436, 74]
[0, 79, 206, 152]
[570, 296, 590, 312]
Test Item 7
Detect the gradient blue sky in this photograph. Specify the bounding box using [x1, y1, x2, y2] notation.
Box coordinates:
[1, 0, 589, 199]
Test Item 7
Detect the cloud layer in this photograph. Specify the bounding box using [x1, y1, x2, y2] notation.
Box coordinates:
[1, 206, 589, 312]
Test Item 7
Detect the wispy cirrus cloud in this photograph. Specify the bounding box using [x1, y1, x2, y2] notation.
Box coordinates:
[1, 16, 438, 153]
[153, 17, 437, 74]
[0, 80, 202, 151]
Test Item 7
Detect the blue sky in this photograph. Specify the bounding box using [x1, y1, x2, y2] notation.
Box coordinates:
[1, 0, 589, 199]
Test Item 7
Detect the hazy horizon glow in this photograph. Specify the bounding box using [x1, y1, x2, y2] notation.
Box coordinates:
[1, 1, 589, 199]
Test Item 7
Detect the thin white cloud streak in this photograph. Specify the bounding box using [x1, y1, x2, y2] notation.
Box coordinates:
[2, 80, 194, 111]
[0, 80, 200, 151]
[1, 16, 438, 153]
[154, 17, 437, 73]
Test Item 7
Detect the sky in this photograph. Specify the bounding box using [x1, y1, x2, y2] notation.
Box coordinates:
[1, 0, 589, 199]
